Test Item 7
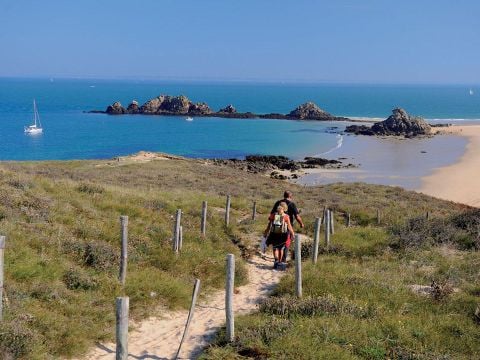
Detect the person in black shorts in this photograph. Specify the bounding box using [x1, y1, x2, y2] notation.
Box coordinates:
[264, 202, 295, 269]
[270, 190, 304, 262]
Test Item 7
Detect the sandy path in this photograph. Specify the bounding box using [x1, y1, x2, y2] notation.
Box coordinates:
[81, 252, 284, 360]
[419, 125, 480, 207]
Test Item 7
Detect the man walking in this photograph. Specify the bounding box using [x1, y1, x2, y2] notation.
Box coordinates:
[270, 190, 304, 263]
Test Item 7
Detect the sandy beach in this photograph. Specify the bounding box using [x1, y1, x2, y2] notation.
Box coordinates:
[290, 123, 480, 208]
[418, 125, 480, 207]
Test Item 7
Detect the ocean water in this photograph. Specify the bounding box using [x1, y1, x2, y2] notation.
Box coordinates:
[0, 78, 478, 161]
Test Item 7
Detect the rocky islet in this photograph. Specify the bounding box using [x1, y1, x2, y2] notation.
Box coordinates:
[345, 108, 433, 137]
[97, 95, 348, 121]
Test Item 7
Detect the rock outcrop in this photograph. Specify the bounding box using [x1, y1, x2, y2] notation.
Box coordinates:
[138, 95, 193, 114]
[106, 102, 126, 115]
[188, 102, 212, 115]
[212, 155, 355, 180]
[218, 104, 237, 114]
[126, 100, 140, 114]
[288, 102, 334, 120]
[99, 97, 349, 121]
[345, 108, 432, 137]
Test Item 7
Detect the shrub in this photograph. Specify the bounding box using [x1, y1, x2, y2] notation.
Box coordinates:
[0, 320, 36, 358]
[63, 268, 98, 290]
[83, 241, 119, 270]
[76, 183, 104, 195]
[391, 211, 479, 250]
[431, 280, 454, 301]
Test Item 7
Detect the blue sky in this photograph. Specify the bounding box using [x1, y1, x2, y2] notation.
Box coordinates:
[0, 0, 479, 83]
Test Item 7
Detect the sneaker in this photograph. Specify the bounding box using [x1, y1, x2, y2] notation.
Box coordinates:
[273, 261, 278, 269]
[277, 262, 287, 271]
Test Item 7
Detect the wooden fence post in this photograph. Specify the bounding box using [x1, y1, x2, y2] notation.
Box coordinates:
[226, 254, 235, 342]
[225, 195, 231, 226]
[179, 226, 183, 251]
[173, 209, 182, 252]
[119, 216, 128, 286]
[0, 236, 5, 321]
[116, 296, 129, 360]
[346, 213, 351, 227]
[376, 209, 380, 225]
[175, 279, 201, 360]
[201, 201, 207, 236]
[312, 217, 321, 264]
[295, 234, 302, 298]
[321, 205, 327, 225]
[426, 211, 430, 220]
[252, 201, 257, 221]
[325, 210, 330, 250]
[329, 210, 335, 235]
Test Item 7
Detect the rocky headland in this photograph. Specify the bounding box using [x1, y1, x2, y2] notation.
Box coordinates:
[92, 95, 350, 121]
[210, 154, 355, 180]
[345, 108, 434, 137]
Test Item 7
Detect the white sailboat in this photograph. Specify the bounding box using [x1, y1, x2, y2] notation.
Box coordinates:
[469, 89, 474, 95]
[185, 116, 194, 121]
[24, 99, 43, 134]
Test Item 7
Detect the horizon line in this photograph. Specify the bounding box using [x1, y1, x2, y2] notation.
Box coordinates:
[0, 75, 478, 87]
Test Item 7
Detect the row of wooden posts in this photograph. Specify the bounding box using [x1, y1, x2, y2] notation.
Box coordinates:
[116, 196, 256, 358]
[115, 195, 242, 359]
[0, 197, 430, 359]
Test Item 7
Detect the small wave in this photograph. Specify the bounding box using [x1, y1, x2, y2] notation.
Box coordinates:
[345, 116, 480, 123]
[314, 134, 344, 157]
[426, 118, 480, 122]
[346, 116, 383, 122]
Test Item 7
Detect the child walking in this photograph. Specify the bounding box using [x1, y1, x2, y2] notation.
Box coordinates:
[264, 202, 295, 269]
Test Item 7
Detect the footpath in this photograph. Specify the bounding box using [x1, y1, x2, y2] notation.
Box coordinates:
[82, 252, 284, 359]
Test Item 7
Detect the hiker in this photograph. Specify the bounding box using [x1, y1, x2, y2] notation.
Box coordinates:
[270, 190, 304, 262]
[264, 202, 294, 269]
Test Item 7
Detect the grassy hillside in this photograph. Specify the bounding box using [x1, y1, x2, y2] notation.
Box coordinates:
[202, 206, 480, 358]
[0, 156, 473, 359]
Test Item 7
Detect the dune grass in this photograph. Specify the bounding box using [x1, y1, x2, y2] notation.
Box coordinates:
[202, 219, 480, 359]
[0, 157, 474, 358]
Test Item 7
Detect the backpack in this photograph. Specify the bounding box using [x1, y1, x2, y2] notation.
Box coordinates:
[271, 214, 288, 234]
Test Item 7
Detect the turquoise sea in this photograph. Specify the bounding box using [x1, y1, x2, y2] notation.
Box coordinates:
[0, 78, 479, 161]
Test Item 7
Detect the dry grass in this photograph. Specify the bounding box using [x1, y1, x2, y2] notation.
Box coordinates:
[0, 157, 473, 359]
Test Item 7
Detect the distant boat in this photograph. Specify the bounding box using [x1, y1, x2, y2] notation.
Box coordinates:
[24, 99, 43, 135]
[469, 89, 474, 95]
[185, 116, 194, 121]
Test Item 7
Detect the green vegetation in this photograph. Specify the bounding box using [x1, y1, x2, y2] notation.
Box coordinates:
[0, 157, 476, 359]
[202, 207, 480, 359]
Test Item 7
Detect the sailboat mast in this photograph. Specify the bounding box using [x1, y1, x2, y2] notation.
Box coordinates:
[33, 99, 41, 128]
[33, 99, 37, 127]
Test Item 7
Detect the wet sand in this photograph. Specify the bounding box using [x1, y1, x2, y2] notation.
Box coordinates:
[294, 126, 467, 190]
[418, 125, 480, 207]
[294, 123, 480, 207]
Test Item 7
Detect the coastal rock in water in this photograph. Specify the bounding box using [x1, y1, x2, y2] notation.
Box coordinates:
[140, 96, 166, 114]
[372, 108, 432, 136]
[302, 157, 341, 167]
[288, 102, 334, 120]
[160, 95, 191, 114]
[219, 104, 237, 114]
[127, 100, 140, 114]
[139, 95, 196, 115]
[106, 101, 126, 115]
[189, 102, 212, 115]
[96, 96, 351, 121]
[212, 154, 353, 176]
[245, 155, 301, 171]
[344, 124, 375, 135]
[345, 108, 432, 137]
